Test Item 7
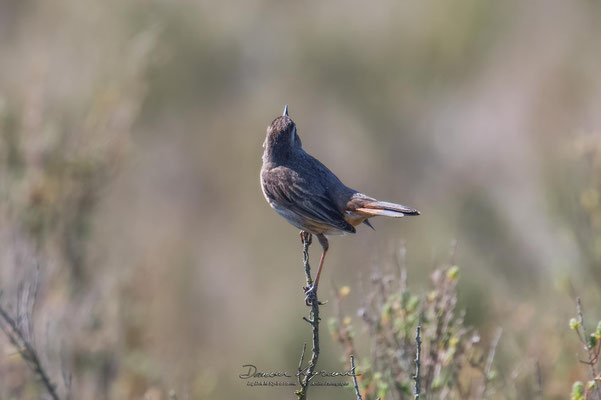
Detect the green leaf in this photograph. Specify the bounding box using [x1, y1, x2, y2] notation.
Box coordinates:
[589, 334, 598, 349]
[571, 381, 584, 400]
[377, 381, 389, 399]
[446, 266, 460, 281]
[406, 295, 420, 313]
[570, 318, 580, 331]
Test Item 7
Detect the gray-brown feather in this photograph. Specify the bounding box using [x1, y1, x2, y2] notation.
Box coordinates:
[261, 162, 356, 235]
[261, 114, 418, 235]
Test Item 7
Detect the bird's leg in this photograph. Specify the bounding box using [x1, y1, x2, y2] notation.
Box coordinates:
[313, 238, 328, 292]
[304, 234, 328, 305]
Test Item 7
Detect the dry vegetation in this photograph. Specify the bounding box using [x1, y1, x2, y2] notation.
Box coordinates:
[1, 1, 601, 399]
[330, 257, 507, 399]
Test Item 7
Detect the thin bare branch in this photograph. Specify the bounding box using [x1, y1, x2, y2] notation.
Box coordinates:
[478, 327, 502, 398]
[414, 325, 422, 399]
[576, 297, 601, 400]
[0, 302, 60, 400]
[351, 355, 363, 400]
[296, 232, 321, 400]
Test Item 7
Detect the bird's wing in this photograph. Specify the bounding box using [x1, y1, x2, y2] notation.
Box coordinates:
[262, 167, 356, 234]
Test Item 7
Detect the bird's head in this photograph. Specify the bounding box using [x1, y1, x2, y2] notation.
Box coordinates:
[262, 105, 302, 164]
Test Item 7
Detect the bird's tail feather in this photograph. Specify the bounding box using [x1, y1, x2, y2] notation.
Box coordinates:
[356, 200, 420, 218]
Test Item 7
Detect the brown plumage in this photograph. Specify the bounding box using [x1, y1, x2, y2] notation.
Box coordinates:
[260, 105, 419, 302]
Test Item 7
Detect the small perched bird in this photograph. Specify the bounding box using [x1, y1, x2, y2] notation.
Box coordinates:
[261, 105, 419, 303]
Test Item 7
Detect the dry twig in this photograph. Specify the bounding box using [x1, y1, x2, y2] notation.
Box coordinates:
[351, 355, 363, 400]
[296, 232, 321, 400]
[0, 293, 60, 400]
[414, 325, 422, 399]
[576, 297, 601, 400]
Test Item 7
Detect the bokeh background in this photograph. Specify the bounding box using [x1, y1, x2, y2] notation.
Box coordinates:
[1, 0, 601, 398]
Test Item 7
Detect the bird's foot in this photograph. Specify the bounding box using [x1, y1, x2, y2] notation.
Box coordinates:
[304, 285, 316, 306]
[303, 284, 325, 306]
[300, 231, 312, 246]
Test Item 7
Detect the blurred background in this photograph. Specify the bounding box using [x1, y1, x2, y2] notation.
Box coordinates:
[1, 0, 601, 398]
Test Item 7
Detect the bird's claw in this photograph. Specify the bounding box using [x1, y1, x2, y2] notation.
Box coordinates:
[304, 286, 316, 306]
[303, 285, 325, 306]
[300, 231, 312, 245]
